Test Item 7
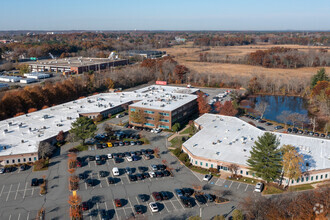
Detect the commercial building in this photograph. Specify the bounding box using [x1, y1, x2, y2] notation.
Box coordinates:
[182, 113, 330, 186]
[28, 57, 129, 74]
[24, 72, 50, 79]
[0, 76, 22, 83]
[128, 85, 199, 130]
[0, 83, 9, 90]
[127, 50, 166, 59]
[0, 85, 199, 165]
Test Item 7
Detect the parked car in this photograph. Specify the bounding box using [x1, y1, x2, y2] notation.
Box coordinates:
[149, 202, 159, 212]
[79, 173, 88, 180]
[266, 122, 273, 126]
[126, 156, 133, 162]
[175, 189, 184, 197]
[99, 171, 108, 177]
[142, 172, 150, 178]
[82, 201, 90, 211]
[180, 196, 193, 208]
[274, 125, 283, 130]
[287, 128, 292, 133]
[254, 182, 264, 192]
[31, 178, 39, 186]
[163, 170, 171, 176]
[95, 155, 101, 161]
[152, 192, 162, 201]
[136, 173, 144, 180]
[143, 154, 151, 160]
[107, 177, 115, 184]
[129, 174, 137, 181]
[149, 171, 156, 178]
[204, 194, 215, 202]
[203, 174, 212, 181]
[134, 205, 143, 214]
[195, 194, 207, 204]
[0, 168, 4, 174]
[114, 199, 122, 207]
[89, 155, 95, 161]
[112, 167, 120, 176]
[126, 167, 132, 174]
[182, 188, 194, 197]
[160, 191, 170, 200]
[85, 179, 95, 187]
[107, 154, 113, 159]
[138, 194, 148, 202]
[151, 164, 158, 171]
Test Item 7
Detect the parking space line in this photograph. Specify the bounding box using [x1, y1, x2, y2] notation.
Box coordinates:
[31, 186, 34, 196]
[85, 182, 87, 190]
[173, 194, 185, 209]
[190, 170, 203, 182]
[6, 184, 12, 202]
[113, 201, 120, 220]
[127, 198, 134, 214]
[163, 201, 170, 212]
[245, 184, 250, 191]
[0, 185, 5, 197]
[17, 213, 20, 220]
[229, 181, 233, 188]
[23, 182, 27, 198]
[237, 183, 241, 189]
[221, 179, 227, 186]
[14, 182, 20, 200]
[8, 214, 11, 220]
[169, 199, 177, 210]
[104, 201, 108, 210]
[26, 212, 29, 220]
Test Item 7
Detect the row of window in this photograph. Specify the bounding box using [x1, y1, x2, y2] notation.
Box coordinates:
[6, 157, 37, 164]
[144, 117, 169, 123]
[144, 110, 155, 114]
[160, 125, 169, 129]
[192, 160, 214, 168]
[291, 174, 328, 184]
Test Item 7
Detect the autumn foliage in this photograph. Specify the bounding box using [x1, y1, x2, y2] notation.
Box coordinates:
[196, 91, 211, 115]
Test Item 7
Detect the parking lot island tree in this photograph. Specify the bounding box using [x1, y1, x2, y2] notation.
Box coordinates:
[247, 132, 282, 183]
[281, 145, 304, 187]
[68, 192, 82, 220]
[70, 116, 97, 145]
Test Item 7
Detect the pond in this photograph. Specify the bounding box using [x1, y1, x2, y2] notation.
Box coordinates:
[246, 95, 310, 123]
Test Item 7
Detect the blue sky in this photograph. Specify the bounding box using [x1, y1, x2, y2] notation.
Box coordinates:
[1, 0, 329, 30]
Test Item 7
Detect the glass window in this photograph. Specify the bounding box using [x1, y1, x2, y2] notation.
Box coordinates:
[12, 159, 15, 163]
[311, 176, 313, 181]
[296, 178, 299, 183]
[326, 174, 328, 178]
[292, 180, 294, 184]
[240, 170, 243, 174]
[195, 161, 197, 165]
[144, 123, 154, 127]
[206, 163, 208, 167]
[160, 112, 169, 116]
[246, 171, 249, 175]
[18, 159, 21, 163]
[320, 175, 323, 179]
[211, 164, 213, 168]
[200, 162, 203, 166]
[144, 110, 154, 114]
[34, 157, 37, 161]
[29, 158, 31, 162]
[160, 125, 169, 129]
[160, 119, 169, 122]
[130, 108, 135, 112]
[301, 177, 304, 182]
[316, 176, 318, 180]
[306, 177, 309, 181]
[6, 160, 9, 164]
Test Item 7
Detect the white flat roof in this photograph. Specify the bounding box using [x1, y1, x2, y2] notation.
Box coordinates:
[183, 114, 330, 172]
[130, 85, 198, 111]
[0, 85, 198, 157]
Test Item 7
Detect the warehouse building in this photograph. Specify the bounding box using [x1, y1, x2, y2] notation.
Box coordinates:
[182, 114, 330, 186]
[28, 57, 129, 74]
[127, 50, 166, 59]
[24, 72, 50, 79]
[0, 85, 199, 165]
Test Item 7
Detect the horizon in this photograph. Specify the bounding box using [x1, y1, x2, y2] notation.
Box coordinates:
[1, 0, 329, 31]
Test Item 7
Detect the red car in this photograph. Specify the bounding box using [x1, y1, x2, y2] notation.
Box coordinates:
[81, 202, 89, 211]
[152, 192, 162, 201]
[114, 199, 122, 207]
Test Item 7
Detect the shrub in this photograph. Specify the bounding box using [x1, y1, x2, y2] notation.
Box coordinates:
[232, 209, 243, 220]
[173, 147, 182, 157]
[178, 152, 189, 163]
[209, 168, 219, 173]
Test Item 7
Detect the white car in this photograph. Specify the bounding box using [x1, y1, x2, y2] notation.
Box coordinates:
[107, 154, 113, 159]
[126, 156, 132, 162]
[149, 202, 158, 212]
[254, 182, 264, 192]
[112, 167, 120, 176]
[0, 168, 4, 174]
[149, 171, 156, 178]
[203, 174, 212, 181]
[154, 128, 162, 133]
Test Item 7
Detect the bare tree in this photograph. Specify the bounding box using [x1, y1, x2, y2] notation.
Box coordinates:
[276, 111, 292, 128]
[288, 113, 301, 128]
[310, 117, 318, 132]
[255, 101, 268, 119]
[228, 164, 239, 176]
[38, 142, 56, 159]
[296, 114, 309, 130]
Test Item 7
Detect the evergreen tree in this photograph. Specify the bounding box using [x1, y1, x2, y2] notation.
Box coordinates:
[247, 132, 282, 182]
[70, 117, 97, 145]
[310, 68, 329, 88]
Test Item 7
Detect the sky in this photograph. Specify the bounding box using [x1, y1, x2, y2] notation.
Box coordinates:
[1, 0, 329, 31]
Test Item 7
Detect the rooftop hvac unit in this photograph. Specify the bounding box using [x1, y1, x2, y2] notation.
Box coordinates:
[3, 129, 8, 134]
[43, 126, 46, 129]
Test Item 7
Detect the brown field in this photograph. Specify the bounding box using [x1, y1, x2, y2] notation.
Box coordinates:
[159, 42, 330, 79]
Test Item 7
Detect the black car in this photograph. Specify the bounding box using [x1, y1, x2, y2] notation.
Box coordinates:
[162, 170, 171, 177]
[287, 128, 292, 133]
[96, 160, 102, 165]
[138, 194, 148, 202]
[89, 155, 95, 161]
[195, 194, 207, 204]
[86, 179, 95, 187]
[128, 174, 137, 181]
[100, 155, 107, 161]
[134, 205, 143, 214]
[124, 152, 131, 157]
[79, 173, 88, 180]
[5, 167, 13, 173]
[138, 166, 146, 172]
[266, 122, 273, 126]
[136, 173, 144, 180]
[182, 188, 194, 197]
[180, 196, 193, 208]
[141, 149, 147, 155]
[314, 132, 320, 137]
[292, 127, 298, 133]
[321, 133, 325, 137]
[155, 171, 164, 178]
[20, 164, 27, 171]
[31, 178, 39, 186]
[146, 149, 154, 154]
[160, 191, 170, 200]
[142, 172, 150, 178]
[204, 194, 215, 202]
[107, 177, 115, 184]
[114, 158, 121, 163]
[112, 153, 118, 158]
[136, 141, 142, 145]
[113, 142, 119, 147]
[96, 143, 103, 149]
[274, 125, 283, 130]
[158, 164, 166, 170]
[99, 171, 108, 177]
[135, 134, 140, 139]
[135, 151, 142, 156]
[99, 209, 108, 220]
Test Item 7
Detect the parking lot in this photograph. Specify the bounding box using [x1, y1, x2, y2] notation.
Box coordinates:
[0, 120, 260, 220]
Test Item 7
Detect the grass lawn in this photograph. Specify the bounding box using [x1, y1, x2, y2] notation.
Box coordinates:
[169, 136, 184, 148]
[139, 137, 150, 145]
[75, 144, 89, 151]
[227, 176, 258, 185]
[190, 166, 220, 177]
[288, 184, 314, 192]
[263, 185, 285, 195]
[180, 126, 194, 135]
[33, 159, 49, 171]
